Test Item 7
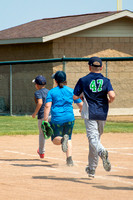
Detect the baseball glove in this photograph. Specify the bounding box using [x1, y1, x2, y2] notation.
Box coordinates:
[41, 121, 53, 139]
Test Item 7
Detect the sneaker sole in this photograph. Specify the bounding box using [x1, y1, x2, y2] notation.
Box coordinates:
[102, 151, 111, 171]
[67, 163, 74, 167]
[62, 134, 69, 152]
[103, 160, 111, 171]
[88, 174, 95, 178]
[85, 166, 95, 178]
[85, 166, 89, 173]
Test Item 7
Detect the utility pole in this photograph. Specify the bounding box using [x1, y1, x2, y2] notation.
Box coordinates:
[117, 0, 122, 10]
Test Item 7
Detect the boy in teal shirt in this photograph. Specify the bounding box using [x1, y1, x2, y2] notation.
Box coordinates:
[44, 71, 83, 166]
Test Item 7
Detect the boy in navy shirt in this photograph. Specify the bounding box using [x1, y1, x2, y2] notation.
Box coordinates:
[73, 57, 115, 177]
[32, 75, 49, 159]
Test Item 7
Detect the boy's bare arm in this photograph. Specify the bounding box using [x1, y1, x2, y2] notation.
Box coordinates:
[108, 90, 115, 103]
[44, 102, 52, 121]
[32, 98, 42, 118]
[73, 94, 80, 100]
[34, 96, 37, 104]
[76, 101, 83, 113]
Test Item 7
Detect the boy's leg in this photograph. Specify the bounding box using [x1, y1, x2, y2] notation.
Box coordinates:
[66, 140, 73, 166]
[88, 141, 99, 169]
[66, 140, 72, 158]
[97, 120, 111, 171]
[50, 123, 68, 151]
[52, 137, 73, 166]
[52, 136, 62, 145]
[97, 120, 106, 153]
[51, 123, 63, 145]
[38, 118, 45, 154]
[84, 119, 104, 171]
[63, 121, 74, 166]
[51, 121, 74, 166]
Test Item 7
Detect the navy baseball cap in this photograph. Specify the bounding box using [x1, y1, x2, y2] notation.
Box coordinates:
[52, 71, 66, 83]
[32, 75, 46, 85]
[88, 57, 102, 67]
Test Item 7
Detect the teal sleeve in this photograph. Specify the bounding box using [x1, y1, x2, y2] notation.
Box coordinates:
[46, 91, 52, 103]
[74, 98, 82, 104]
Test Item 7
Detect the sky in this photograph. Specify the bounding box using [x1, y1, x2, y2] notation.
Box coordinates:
[0, 0, 133, 31]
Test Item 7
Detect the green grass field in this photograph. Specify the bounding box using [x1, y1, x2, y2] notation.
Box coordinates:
[0, 116, 133, 136]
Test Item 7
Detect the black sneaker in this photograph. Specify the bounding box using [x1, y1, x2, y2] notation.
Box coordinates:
[66, 156, 74, 166]
[61, 134, 69, 152]
[100, 150, 111, 171]
[85, 166, 95, 178]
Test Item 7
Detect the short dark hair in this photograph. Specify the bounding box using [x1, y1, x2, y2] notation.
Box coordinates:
[88, 56, 102, 67]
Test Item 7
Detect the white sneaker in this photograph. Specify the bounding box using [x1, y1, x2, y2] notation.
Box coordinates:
[85, 166, 95, 178]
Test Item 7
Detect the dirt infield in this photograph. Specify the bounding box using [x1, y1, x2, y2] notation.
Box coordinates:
[107, 115, 133, 122]
[0, 133, 133, 200]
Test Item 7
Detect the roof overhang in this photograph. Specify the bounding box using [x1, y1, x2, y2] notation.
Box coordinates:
[0, 37, 43, 45]
[0, 10, 133, 45]
[42, 10, 133, 42]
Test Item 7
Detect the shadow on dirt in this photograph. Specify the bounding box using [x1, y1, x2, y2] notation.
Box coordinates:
[93, 185, 133, 190]
[0, 158, 48, 162]
[32, 176, 95, 185]
[108, 174, 133, 179]
[0, 158, 59, 168]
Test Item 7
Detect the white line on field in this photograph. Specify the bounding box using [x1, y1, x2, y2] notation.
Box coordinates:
[2, 150, 133, 186]
[5, 148, 133, 158]
[3, 150, 130, 171]
[107, 147, 133, 150]
[34, 166, 133, 186]
[108, 150, 133, 156]
[4, 150, 37, 157]
[96, 175, 133, 186]
[42, 167, 80, 174]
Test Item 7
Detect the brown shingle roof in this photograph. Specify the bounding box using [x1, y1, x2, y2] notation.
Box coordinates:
[0, 11, 123, 40]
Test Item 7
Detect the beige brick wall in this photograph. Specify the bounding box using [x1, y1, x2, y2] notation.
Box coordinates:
[53, 36, 133, 109]
[0, 42, 54, 114]
[0, 36, 133, 114]
[0, 66, 10, 111]
[11, 64, 53, 114]
[0, 42, 53, 61]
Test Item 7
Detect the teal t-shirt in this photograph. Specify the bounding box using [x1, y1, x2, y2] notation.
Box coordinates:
[46, 85, 81, 124]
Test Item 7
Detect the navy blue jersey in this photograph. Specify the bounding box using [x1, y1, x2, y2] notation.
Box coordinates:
[74, 72, 114, 120]
[34, 88, 49, 119]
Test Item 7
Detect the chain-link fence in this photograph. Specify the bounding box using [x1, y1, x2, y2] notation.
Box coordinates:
[0, 57, 133, 116]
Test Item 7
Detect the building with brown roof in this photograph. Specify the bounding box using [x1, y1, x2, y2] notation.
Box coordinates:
[0, 10, 133, 115]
